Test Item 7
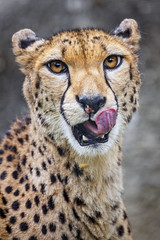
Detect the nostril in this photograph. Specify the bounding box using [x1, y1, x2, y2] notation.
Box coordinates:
[76, 95, 106, 114]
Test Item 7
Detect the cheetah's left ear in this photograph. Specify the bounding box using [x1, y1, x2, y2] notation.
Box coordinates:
[112, 19, 141, 51]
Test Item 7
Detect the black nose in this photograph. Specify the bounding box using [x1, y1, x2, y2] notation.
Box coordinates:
[76, 94, 106, 114]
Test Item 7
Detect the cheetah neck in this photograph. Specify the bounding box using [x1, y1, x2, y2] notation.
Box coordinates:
[24, 118, 123, 202]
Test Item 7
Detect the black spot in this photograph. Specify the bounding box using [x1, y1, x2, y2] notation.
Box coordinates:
[20, 212, 25, 218]
[62, 47, 66, 57]
[75, 197, 85, 206]
[112, 217, 117, 225]
[38, 101, 42, 108]
[40, 184, 45, 194]
[32, 184, 37, 191]
[0, 149, 4, 155]
[73, 163, 83, 177]
[25, 134, 29, 141]
[111, 204, 119, 210]
[123, 210, 128, 220]
[57, 147, 65, 156]
[128, 226, 131, 235]
[10, 146, 17, 154]
[42, 162, 47, 170]
[26, 199, 32, 209]
[25, 183, 30, 191]
[35, 81, 40, 89]
[19, 177, 25, 184]
[29, 236, 38, 240]
[12, 171, 19, 179]
[7, 154, 14, 162]
[48, 196, 55, 210]
[72, 207, 80, 221]
[10, 216, 16, 224]
[25, 117, 31, 125]
[20, 222, 28, 231]
[5, 186, 13, 194]
[127, 115, 132, 123]
[13, 238, 18, 240]
[65, 162, 71, 170]
[59, 212, 66, 224]
[18, 138, 24, 145]
[6, 225, 12, 234]
[2, 197, 7, 205]
[22, 156, 27, 166]
[57, 173, 63, 183]
[88, 216, 95, 224]
[130, 95, 134, 103]
[48, 158, 52, 164]
[12, 201, 20, 211]
[133, 107, 137, 112]
[117, 28, 131, 38]
[76, 229, 82, 240]
[38, 146, 44, 155]
[34, 196, 39, 206]
[35, 92, 38, 98]
[61, 234, 68, 240]
[0, 171, 7, 180]
[34, 214, 40, 223]
[117, 225, 124, 237]
[0, 208, 6, 219]
[68, 223, 72, 232]
[41, 225, 47, 235]
[50, 173, 57, 184]
[42, 204, 48, 215]
[49, 223, 56, 232]
[129, 65, 133, 80]
[0, 157, 3, 164]
[36, 168, 41, 177]
[95, 211, 102, 218]
[63, 189, 70, 203]
[14, 189, 20, 196]
[17, 164, 22, 173]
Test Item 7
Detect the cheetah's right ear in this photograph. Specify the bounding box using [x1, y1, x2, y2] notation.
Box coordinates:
[112, 19, 141, 51]
[12, 29, 45, 73]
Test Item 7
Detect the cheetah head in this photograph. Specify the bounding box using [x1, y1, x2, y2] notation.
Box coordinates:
[12, 19, 140, 156]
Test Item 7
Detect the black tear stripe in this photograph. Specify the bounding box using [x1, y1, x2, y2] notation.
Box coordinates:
[60, 74, 71, 126]
[104, 72, 119, 113]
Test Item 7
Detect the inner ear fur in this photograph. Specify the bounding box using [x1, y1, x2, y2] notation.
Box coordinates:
[112, 18, 141, 51]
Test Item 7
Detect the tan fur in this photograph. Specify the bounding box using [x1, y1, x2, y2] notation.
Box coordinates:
[0, 19, 140, 239]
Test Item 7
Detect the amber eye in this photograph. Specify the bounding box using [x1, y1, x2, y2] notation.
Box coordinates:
[47, 60, 67, 73]
[104, 55, 122, 69]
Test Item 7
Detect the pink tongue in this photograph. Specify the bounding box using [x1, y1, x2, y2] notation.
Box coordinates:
[84, 108, 116, 136]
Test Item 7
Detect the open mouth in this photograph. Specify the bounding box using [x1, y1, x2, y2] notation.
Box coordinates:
[72, 108, 117, 146]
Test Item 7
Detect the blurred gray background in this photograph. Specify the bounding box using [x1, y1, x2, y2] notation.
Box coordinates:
[0, 0, 160, 239]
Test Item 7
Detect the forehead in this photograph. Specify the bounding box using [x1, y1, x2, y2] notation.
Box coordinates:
[41, 29, 130, 66]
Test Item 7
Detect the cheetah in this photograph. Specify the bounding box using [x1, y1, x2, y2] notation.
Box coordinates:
[0, 19, 141, 240]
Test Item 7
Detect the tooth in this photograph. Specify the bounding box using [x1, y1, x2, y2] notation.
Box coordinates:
[82, 135, 88, 141]
[100, 135, 105, 139]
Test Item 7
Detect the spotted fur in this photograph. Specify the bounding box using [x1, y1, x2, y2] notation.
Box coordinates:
[0, 19, 140, 239]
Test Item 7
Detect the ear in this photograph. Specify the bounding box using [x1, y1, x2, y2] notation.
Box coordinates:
[12, 29, 45, 74]
[112, 19, 141, 51]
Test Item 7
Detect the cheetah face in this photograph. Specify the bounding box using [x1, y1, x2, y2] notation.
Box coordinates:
[12, 19, 140, 156]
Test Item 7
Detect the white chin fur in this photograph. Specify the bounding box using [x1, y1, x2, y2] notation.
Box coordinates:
[60, 114, 124, 157]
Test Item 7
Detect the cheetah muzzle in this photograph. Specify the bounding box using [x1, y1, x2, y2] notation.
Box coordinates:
[72, 108, 117, 146]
